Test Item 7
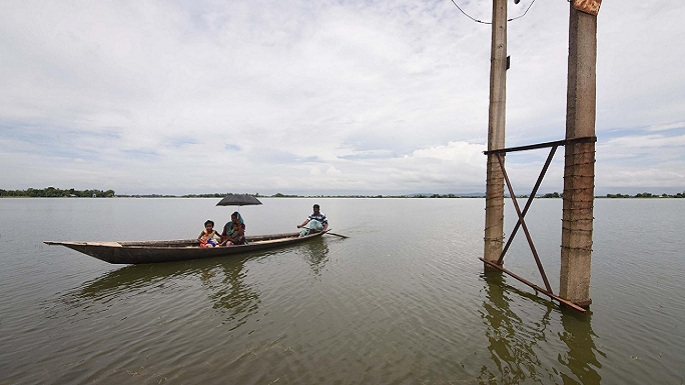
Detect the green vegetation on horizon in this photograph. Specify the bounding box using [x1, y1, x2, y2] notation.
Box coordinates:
[1, 188, 684, 199]
[0, 187, 115, 198]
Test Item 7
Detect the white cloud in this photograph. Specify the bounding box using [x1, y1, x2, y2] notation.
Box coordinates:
[1, 0, 684, 195]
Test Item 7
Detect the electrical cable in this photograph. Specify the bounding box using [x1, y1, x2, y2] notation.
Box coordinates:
[449, 0, 538, 24]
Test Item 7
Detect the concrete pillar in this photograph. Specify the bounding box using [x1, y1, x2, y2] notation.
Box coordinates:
[484, 0, 507, 267]
[560, 2, 598, 306]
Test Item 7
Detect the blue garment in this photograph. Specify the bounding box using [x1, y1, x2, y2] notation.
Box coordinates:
[307, 212, 327, 227]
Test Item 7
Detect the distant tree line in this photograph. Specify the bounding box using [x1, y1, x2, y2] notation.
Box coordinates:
[2, 188, 684, 199]
[180, 193, 259, 198]
[540, 191, 685, 198]
[604, 191, 685, 198]
[0, 187, 115, 197]
[538, 191, 685, 198]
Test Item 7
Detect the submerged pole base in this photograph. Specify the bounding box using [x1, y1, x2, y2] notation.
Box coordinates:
[480, 258, 587, 313]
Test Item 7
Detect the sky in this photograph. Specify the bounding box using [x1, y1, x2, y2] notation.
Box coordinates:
[1, 0, 684, 196]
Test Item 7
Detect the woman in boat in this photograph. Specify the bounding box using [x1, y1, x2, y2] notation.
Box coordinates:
[219, 212, 246, 246]
[198, 220, 221, 248]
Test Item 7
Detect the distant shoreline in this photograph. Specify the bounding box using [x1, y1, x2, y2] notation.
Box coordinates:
[1, 189, 684, 199]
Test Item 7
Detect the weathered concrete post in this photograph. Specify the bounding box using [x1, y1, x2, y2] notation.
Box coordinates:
[560, 0, 599, 307]
[484, 0, 507, 268]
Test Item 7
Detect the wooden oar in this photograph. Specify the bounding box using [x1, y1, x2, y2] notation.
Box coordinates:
[324, 230, 348, 238]
[299, 226, 349, 238]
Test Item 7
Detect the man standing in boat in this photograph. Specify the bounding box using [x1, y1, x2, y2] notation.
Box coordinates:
[297, 204, 328, 236]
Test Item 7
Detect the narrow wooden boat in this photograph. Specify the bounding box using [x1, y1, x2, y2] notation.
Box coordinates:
[45, 231, 328, 265]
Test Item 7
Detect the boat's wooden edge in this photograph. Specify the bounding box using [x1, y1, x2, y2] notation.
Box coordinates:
[44, 241, 123, 247]
[90, 242, 124, 247]
[44, 239, 196, 247]
[42, 232, 321, 248]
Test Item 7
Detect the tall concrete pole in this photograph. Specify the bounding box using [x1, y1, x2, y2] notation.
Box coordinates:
[560, 0, 599, 307]
[484, 0, 507, 268]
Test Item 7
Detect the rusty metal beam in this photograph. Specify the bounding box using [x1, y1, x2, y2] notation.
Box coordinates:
[480, 258, 587, 313]
[483, 136, 595, 155]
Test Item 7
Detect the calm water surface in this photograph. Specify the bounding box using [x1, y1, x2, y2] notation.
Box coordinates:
[0, 198, 683, 384]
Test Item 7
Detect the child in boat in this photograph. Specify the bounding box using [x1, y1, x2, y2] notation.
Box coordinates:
[198, 220, 221, 248]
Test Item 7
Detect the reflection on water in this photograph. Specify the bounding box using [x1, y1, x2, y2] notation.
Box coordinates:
[559, 311, 605, 385]
[299, 238, 330, 275]
[199, 257, 260, 329]
[58, 238, 333, 330]
[55, 254, 261, 332]
[479, 271, 604, 385]
[76, 263, 197, 298]
[48, 261, 201, 320]
[479, 271, 547, 384]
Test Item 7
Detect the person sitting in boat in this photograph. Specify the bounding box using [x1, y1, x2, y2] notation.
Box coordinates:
[219, 211, 246, 246]
[297, 204, 328, 237]
[198, 220, 221, 248]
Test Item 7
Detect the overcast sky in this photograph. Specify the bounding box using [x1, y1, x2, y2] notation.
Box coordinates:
[1, 0, 683, 196]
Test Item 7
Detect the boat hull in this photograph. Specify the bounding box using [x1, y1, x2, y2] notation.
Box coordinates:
[45, 231, 327, 265]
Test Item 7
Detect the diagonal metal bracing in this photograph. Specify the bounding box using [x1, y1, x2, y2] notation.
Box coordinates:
[497, 152, 553, 293]
[481, 136, 596, 313]
[497, 145, 558, 267]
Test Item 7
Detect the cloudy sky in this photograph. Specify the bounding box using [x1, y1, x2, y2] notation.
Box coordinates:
[1, 0, 683, 196]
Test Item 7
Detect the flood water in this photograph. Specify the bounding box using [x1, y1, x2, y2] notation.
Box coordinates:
[1, 197, 683, 384]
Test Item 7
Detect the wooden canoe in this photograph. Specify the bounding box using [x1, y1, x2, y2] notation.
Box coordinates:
[45, 231, 328, 265]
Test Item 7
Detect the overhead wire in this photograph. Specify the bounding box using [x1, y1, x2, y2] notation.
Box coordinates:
[448, 0, 538, 24]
